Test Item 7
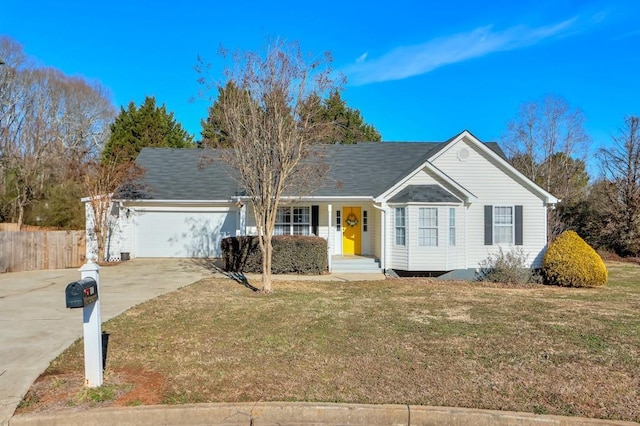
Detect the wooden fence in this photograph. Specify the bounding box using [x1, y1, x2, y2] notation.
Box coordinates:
[0, 230, 86, 272]
[0, 223, 65, 232]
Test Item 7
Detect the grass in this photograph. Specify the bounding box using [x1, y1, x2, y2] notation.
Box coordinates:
[17, 261, 640, 421]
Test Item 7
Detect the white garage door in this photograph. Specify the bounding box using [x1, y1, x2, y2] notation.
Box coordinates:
[134, 210, 236, 258]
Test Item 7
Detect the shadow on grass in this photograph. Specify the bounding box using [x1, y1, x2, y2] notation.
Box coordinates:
[102, 332, 110, 371]
[190, 258, 259, 292]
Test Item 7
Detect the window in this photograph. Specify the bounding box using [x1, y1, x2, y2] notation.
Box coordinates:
[274, 208, 291, 236]
[336, 210, 341, 231]
[494, 206, 513, 244]
[418, 208, 438, 246]
[449, 208, 456, 246]
[292, 207, 310, 235]
[275, 206, 311, 236]
[363, 210, 368, 232]
[395, 207, 406, 246]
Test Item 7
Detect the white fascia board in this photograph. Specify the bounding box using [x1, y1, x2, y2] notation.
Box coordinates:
[405, 201, 464, 206]
[279, 196, 374, 202]
[376, 162, 476, 204]
[120, 199, 233, 207]
[432, 131, 559, 205]
[81, 193, 114, 203]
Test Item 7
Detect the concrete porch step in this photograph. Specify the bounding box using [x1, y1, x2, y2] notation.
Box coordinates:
[331, 256, 382, 273]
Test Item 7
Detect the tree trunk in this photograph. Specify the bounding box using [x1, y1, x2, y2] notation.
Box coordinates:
[17, 204, 24, 230]
[261, 235, 273, 293]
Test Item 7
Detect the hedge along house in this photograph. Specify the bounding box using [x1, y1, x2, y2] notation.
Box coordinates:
[85, 130, 558, 277]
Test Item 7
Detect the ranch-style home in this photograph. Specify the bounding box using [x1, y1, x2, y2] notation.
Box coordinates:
[86, 130, 558, 278]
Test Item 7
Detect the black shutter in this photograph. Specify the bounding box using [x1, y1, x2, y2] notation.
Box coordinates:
[484, 205, 493, 245]
[515, 205, 523, 245]
[311, 205, 319, 236]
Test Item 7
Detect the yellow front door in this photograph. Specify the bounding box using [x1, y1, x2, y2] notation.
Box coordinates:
[342, 207, 362, 255]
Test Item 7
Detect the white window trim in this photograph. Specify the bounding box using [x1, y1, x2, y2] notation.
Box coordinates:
[275, 206, 311, 236]
[493, 205, 514, 245]
[418, 207, 438, 247]
[394, 207, 406, 246]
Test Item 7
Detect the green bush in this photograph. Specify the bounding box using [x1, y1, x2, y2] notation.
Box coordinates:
[476, 246, 539, 284]
[222, 235, 328, 275]
[543, 230, 608, 287]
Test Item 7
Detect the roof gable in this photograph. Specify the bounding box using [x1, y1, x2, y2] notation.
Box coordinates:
[388, 185, 462, 203]
[428, 130, 558, 204]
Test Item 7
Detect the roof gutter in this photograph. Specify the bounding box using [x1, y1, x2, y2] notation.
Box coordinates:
[116, 199, 234, 205]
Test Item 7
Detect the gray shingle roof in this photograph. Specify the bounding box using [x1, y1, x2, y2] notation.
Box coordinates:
[131, 137, 506, 201]
[133, 149, 241, 200]
[388, 185, 462, 203]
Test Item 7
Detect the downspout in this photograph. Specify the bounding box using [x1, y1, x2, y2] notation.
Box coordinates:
[327, 203, 332, 273]
[372, 202, 388, 272]
[464, 203, 469, 270]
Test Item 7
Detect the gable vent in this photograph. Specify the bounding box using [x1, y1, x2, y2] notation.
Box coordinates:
[457, 148, 470, 161]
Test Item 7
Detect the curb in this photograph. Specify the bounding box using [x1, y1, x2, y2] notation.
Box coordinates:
[10, 402, 639, 425]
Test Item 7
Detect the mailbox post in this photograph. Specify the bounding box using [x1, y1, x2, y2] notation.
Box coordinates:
[65, 259, 103, 387]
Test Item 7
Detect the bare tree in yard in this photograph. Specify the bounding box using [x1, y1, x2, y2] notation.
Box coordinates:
[502, 94, 590, 239]
[82, 151, 144, 262]
[198, 41, 339, 293]
[597, 116, 640, 256]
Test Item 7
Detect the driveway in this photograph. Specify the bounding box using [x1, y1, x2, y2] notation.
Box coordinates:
[0, 259, 212, 425]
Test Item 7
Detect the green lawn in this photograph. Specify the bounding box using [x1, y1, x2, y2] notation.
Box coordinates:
[20, 262, 640, 421]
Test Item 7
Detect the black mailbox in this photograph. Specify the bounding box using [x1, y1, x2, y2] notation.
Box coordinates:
[65, 278, 98, 309]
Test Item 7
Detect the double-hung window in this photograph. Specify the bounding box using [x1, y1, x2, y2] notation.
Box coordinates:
[275, 206, 311, 236]
[494, 206, 513, 244]
[418, 208, 438, 246]
[395, 207, 406, 246]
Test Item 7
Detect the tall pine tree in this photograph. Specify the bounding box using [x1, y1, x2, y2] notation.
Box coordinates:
[201, 86, 381, 146]
[102, 96, 193, 164]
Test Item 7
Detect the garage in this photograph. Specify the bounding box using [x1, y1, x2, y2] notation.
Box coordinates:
[133, 209, 237, 258]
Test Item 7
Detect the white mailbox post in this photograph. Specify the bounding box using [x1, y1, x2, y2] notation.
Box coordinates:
[65, 259, 103, 387]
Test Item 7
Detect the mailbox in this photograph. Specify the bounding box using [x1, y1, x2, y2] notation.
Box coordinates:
[65, 277, 98, 309]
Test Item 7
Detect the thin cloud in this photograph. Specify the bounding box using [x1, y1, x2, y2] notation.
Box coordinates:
[345, 17, 579, 85]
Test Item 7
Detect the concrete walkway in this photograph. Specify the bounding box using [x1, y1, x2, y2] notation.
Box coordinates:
[9, 402, 638, 425]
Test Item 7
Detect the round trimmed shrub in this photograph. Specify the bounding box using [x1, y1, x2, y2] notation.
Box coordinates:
[543, 230, 607, 287]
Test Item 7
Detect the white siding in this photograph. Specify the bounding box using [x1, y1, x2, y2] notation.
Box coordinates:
[407, 206, 444, 270]
[402, 205, 466, 271]
[432, 138, 548, 268]
[390, 206, 408, 270]
[371, 208, 381, 261]
[84, 199, 122, 262]
[120, 207, 134, 255]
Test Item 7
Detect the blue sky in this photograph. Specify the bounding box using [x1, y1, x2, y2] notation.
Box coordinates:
[2, 1, 639, 151]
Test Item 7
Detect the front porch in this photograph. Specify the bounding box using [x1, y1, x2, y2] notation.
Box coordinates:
[331, 255, 382, 274]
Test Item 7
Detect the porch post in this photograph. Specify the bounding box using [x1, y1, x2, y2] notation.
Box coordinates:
[327, 203, 332, 272]
[380, 207, 386, 271]
[238, 203, 247, 236]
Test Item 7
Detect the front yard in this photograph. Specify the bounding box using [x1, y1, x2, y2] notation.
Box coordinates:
[18, 262, 640, 421]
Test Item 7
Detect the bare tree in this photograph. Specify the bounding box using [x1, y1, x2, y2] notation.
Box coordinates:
[597, 116, 640, 256]
[502, 94, 591, 239]
[199, 41, 339, 293]
[82, 151, 144, 262]
[0, 36, 115, 227]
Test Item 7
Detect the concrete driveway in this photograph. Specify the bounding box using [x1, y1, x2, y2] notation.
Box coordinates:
[0, 259, 212, 425]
